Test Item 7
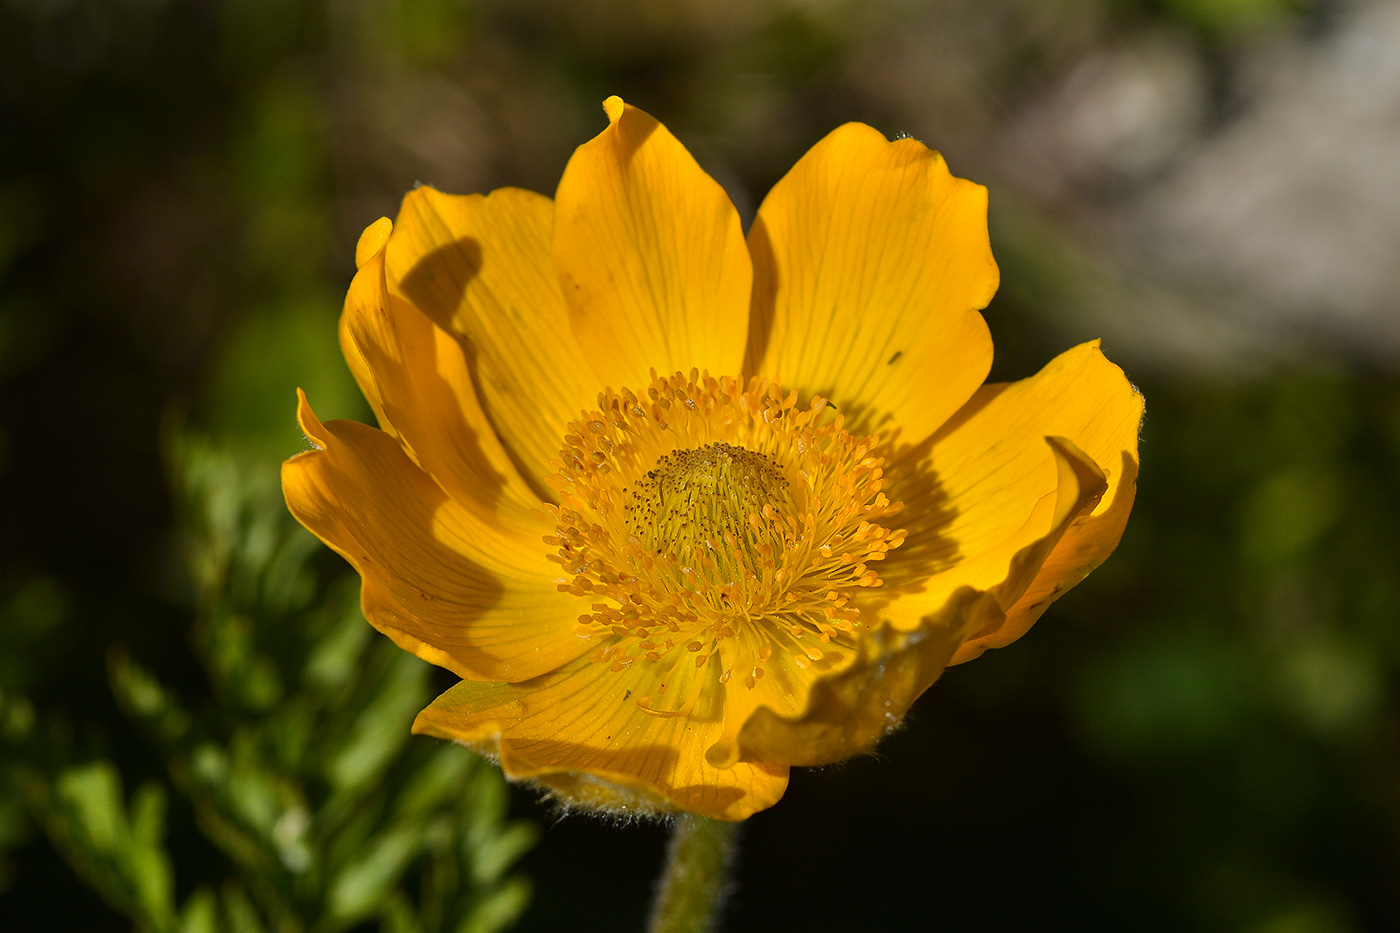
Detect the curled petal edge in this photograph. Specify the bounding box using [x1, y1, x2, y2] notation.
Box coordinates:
[951, 448, 1138, 664]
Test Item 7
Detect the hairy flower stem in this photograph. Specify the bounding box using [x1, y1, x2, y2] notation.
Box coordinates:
[648, 815, 741, 933]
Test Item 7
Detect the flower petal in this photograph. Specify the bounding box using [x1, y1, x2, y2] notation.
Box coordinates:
[340, 219, 544, 522]
[384, 187, 600, 491]
[735, 588, 1002, 767]
[553, 97, 751, 391]
[282, 394, 589, 683]
[704, 626, 862, 770]
[881, 413, 1101, 606]
[947, 341, 1144, 663]
[732, 437, 1105, 767]
[747, 122, 997, 443]
[901, 436, 1107, 617]
[413, 651, 790, 821]
[339, 218, 396, 438]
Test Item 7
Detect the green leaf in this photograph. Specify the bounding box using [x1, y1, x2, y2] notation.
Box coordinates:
[45, 762, 176, 931]
[458, 875, 532, 933]
[219, 882, 267, 933]
[470, 824, 539, 890]
[326, 823, 424, 924]
[179, 887, 220, 933]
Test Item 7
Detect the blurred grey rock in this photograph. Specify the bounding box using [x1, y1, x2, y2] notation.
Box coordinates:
[999, 31, 1208, 201]
[998, 0, 1400, 371]
[1137, 0, 1400, 364]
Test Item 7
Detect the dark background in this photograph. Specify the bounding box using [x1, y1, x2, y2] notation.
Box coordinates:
[4, 0, 1400, 929]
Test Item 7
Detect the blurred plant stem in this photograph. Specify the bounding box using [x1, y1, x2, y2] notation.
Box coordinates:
[648, 816, 739, 933]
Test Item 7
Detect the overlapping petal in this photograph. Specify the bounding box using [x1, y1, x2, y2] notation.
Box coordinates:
[413, 651, 789, 821]
[735, 589, 999, 767]
[384, 186, 598, 492]
[747, 122, 998, 443]
[340, 220, 543, 522]
[729, 434, 1106, 768]
[944, 341, 1143, 663]
[339, 218, 395, 434]
[282, 396, 588, 683]
[553, 96, 751, 392]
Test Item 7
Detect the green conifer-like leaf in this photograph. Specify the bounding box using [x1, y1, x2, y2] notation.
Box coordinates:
[43, 762, 176, 931]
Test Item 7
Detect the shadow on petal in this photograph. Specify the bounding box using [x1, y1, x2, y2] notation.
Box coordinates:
[285, 403, 584, 683]
[393, 237, 543, 505]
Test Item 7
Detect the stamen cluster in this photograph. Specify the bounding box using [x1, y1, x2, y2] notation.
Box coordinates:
[542, 370, 904, 710]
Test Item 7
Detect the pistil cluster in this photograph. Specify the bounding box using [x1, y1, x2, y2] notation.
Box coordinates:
[542, 370, 905, 713]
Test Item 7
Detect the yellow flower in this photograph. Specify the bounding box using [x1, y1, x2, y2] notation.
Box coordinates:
[283, 97, 1143, 821]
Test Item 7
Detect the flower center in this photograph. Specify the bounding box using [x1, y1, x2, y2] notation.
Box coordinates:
[543, 370, 904, 711]
[625, 442, 793, 600]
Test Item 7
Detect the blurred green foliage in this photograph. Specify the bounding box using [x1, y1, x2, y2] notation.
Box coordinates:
[1160, 0, 1301, 35]
[1054, 366, 1400, 930]
[3, 433, 535, 933]
[4, 0, 1399, 930]
[2, 2, 533, 927]
[3, 431, 536, 933]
